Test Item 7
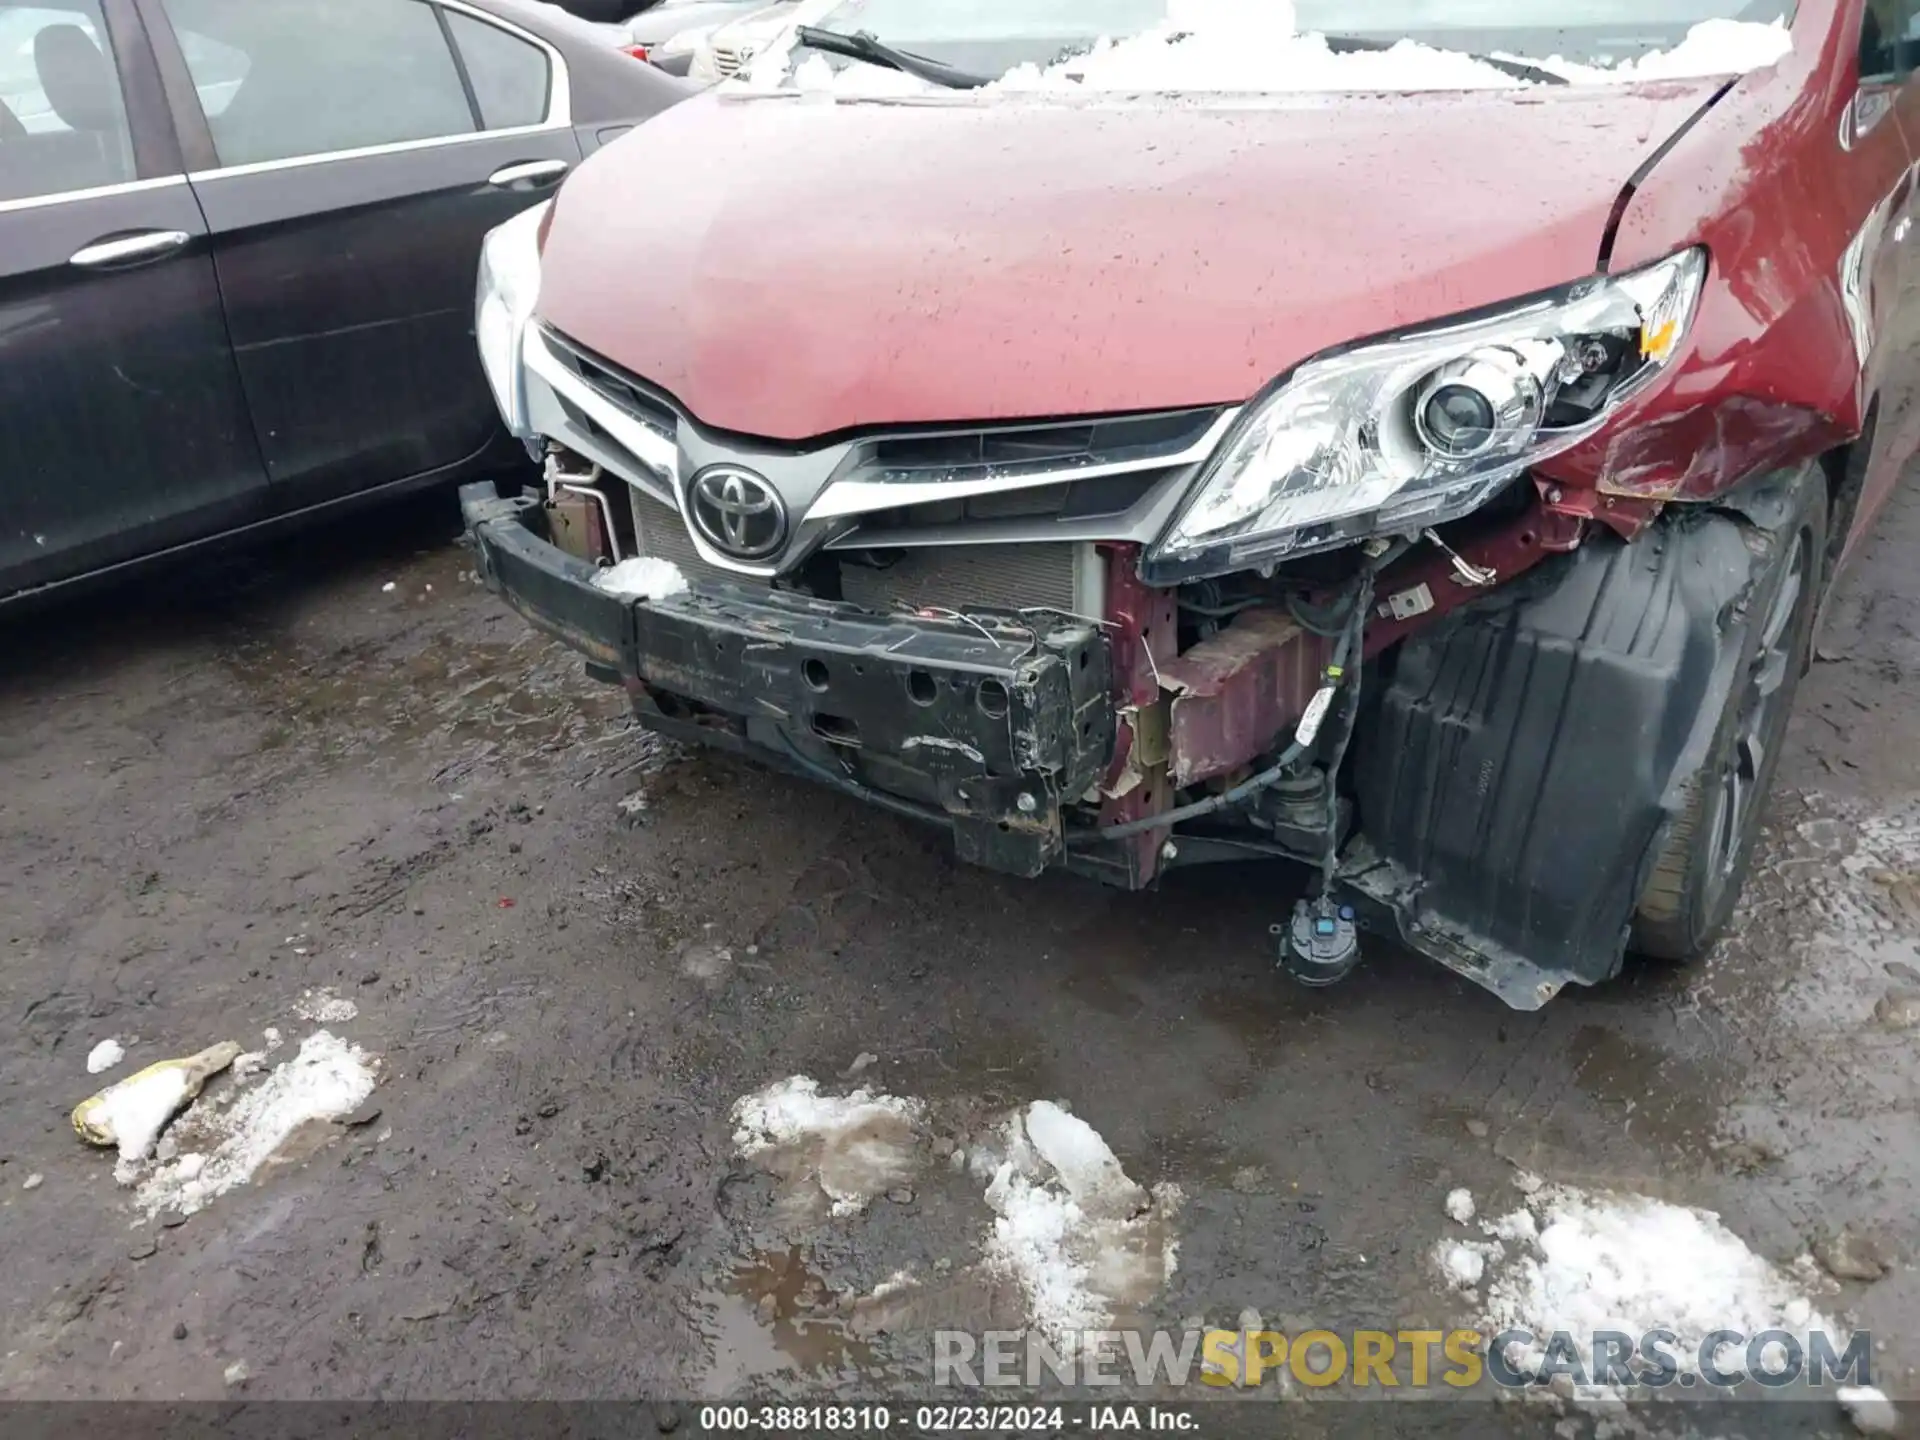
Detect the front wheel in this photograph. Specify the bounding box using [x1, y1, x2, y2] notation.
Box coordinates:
[1632, 477, 1827, 961]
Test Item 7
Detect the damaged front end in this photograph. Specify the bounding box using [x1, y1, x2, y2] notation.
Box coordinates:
[469, 460, 1809, 1011]
[468, 201, 1823, 1007]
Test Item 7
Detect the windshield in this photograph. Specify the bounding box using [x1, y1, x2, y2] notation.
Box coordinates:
[786, 0, 1799, 89]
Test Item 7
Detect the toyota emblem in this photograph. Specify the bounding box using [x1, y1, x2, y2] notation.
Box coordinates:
[687, 465, 787, 561]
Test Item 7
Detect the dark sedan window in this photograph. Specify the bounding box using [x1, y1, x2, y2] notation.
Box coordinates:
[444, 10, 551, 130]
[161, 0, 476, 169]
[0, 0, 136, 203]
[1862, 0, 1920, 81]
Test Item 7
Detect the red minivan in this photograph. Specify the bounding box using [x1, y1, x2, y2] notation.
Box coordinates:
[465, 0, 1920, 1008]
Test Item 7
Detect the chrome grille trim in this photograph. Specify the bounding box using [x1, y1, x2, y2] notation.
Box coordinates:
[526, 327, 678, 486]
[526, 323, 1236, 574]
[542, 328, 678, 436]
[804, 409, 1237, 521]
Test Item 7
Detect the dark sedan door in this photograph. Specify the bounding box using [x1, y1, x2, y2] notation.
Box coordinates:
[0, 0, 263, 597]
[138, 0, 582, 509]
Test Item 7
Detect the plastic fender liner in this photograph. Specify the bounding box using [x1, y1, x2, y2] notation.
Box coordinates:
[1340, 466, 1815, 1009]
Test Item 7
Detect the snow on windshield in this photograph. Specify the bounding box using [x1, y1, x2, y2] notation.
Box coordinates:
[741, 0, 1793, 96]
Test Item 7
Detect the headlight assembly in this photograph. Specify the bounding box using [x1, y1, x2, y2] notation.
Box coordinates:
[475, 200, 551, 442]
[1143, 247, 1708, 583]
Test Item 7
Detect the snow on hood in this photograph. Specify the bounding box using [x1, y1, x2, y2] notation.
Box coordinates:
[743, 0, 1792, 97]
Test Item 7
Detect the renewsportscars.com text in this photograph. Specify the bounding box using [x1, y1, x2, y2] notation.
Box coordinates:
[931, 1327, 1873, 1390]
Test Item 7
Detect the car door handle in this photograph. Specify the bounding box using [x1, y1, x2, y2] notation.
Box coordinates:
[488, 159, 569, 190]
[69, 230, 192, 269]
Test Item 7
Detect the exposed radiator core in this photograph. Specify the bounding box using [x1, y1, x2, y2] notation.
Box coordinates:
[630, 491, 733, 586]
[838, 544, 1085, 615]
[629, 490, 1098, 619]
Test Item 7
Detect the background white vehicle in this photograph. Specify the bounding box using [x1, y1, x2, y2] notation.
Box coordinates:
[621, 0, 774, 73]
[681, 0, 801, 80]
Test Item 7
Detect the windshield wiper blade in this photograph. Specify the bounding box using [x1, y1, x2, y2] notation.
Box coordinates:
[1323, 33, 1570, 86]
[792, 25, 992, 90]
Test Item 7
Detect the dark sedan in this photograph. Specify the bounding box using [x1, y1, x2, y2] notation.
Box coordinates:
[0, 0, 687, 605]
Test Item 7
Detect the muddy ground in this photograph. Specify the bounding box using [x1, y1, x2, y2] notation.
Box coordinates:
[2, 480, 1918, 1436]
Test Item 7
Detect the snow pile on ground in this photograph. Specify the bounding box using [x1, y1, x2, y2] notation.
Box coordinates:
[726, 1080, 1183, 1344]
[731, 1075, 924, 1216]
[131, 1031, 379, 1216]
[746, 0, 1790, 98]
[593, 557, 689, 601]
[88, 1066, 194, 1162]
[1839, 1385, 1901, 1434]
[981, 1101, 1180, 1346]
[1438, 1182, 1847, 1400]
[232, 1025, 286, 1078]
[86, 1038, 126, 1074]
[293, 988, 358, 1023]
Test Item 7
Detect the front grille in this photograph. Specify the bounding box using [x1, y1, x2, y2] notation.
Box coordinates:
[543, 329, 677, 440]
[852, 472, 1162, 532]
[864, 408, 1217, 480]
[630, 490, 1083, 616]
[540, 322, 1207, 623]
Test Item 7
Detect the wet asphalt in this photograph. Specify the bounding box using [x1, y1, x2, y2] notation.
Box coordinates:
[0, 481, 1916, 1435]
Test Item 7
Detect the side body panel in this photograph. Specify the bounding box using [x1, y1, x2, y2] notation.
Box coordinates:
[187, 132, 581, 508]
[1541, 0, 1920, 572]
[0, 0, 263, 597]
[136, 0, 583, 511]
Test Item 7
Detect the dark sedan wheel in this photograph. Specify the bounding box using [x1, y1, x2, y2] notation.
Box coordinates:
[1632, 476, 1827, 961]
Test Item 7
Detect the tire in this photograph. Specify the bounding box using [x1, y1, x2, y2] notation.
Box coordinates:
[1632, 474, 1828, 961]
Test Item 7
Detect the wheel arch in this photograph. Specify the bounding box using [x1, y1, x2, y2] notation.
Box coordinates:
[1816, 394, 1878, 598]
[1340, 461, 1826, 1008]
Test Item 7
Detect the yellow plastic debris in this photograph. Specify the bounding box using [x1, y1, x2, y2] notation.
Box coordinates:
[72, 1042, 242, 1161]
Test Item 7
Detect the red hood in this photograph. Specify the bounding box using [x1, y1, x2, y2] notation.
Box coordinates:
[539, 83, 1723, 441]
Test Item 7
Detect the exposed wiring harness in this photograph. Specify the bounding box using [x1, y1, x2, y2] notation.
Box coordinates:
[769, 550, 1391, 856]
[1314, 566, 1376, 896]
[1092, 553, 1383, 842]
[1286, 590, 1357, 638]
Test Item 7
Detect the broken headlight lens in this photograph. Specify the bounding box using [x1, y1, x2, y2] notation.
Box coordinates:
[476, 200, 551, 441]
[1143, 247, 1707, 583]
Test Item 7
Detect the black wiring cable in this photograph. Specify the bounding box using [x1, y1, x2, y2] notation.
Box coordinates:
[1286, 591, 1353, 638]
[771, 544, 1397, 851]
[1086, 553, 1383, 843]
[1087, 738, 1314, 842]
[1314, 565, 1376, 897]
[1177, 597, 1269, 618]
